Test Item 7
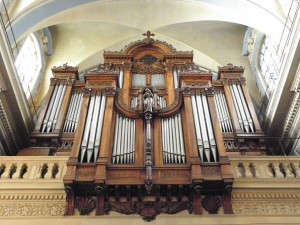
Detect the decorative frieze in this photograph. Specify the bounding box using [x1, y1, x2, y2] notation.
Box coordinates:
[232, 202, 300, 214]
[0, 203, 66, 216]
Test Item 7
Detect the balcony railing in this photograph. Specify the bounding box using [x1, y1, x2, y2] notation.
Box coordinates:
[0, 156, 68, 180]
[230, 156, 300, 179]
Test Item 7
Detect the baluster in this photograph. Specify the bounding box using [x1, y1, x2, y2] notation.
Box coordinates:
[234, 163, 243, 178]
[44, 163, 55, 179]
[54, 164, 64, 179]
[293, 162, 300, 178]
[11, 163, 24, 179]
[272, 163, 284, 178]
[1, 163, 13, 179]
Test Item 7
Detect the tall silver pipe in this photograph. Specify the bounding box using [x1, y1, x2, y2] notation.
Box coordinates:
[162, 118, 166, 163]
[177, 113, 186, 163]
[214, 91, 225, 132]
[86, 95, 101, 162]
[120, 116, 126, 164]
[42, 85, 59, 132]
[68, 93, 80, 131]
[237, 84, 254, 132]
[80, 94, 95, 163]
[132, 119, 136, 164]
[173, 69, 178, 88]
[202, 95, 217, 162]
[125, 117, 130, 164]
[232, 84, 249, 132]
[219, 91, 233, 132]
[94, 94, 106, 162]
[73, 93, 83, 132]
[116, 114, 123, 164]
[63, 92, 76, 132]
[112, 113, 120, 164]
[196, 94, 210, 162]
[191, 95, 204, 161]
[174, 114, 181, 163]
[52, 85, 66, 131]
[45, 85, 62, 132]
[173, 115, 181, 163]
[230, 85, 244, 131]
[47, 84, 64, 132]
[164, 118, 170, 163]
[119, 69, 124, 88]
[168, 118, 174, 163]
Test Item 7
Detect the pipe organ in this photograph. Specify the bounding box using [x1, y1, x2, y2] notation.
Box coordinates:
[25, 32, 266, 220]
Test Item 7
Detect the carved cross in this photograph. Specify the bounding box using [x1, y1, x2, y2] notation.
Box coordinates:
[142, 31, 155, 45]
[143, 31, 155, 39]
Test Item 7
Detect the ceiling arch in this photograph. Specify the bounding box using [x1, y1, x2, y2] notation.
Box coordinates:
[10, 0, 284, 42]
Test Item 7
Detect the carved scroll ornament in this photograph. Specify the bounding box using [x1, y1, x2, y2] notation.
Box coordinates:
[104, 201, 193, 221]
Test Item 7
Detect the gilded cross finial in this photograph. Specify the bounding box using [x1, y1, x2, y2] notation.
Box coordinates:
[142, 31, 155, 45]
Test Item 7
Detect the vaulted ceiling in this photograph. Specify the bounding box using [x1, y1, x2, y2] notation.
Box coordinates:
[7, 0, 287, 102]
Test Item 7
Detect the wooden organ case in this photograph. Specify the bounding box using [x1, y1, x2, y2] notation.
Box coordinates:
[28, 33, 265, 220]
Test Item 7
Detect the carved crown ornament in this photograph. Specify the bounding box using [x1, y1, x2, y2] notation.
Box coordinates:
[104, 31, 193, 56]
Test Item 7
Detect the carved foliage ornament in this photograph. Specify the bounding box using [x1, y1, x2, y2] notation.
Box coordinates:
[104, 201, 193, 221]
[0, 203, 66, 216]
[232, 202, 300, 214]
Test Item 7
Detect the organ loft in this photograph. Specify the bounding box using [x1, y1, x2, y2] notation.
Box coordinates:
[22, 32, 265, 221]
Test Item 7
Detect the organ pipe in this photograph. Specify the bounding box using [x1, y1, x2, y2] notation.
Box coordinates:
[112, 113, 136, 164]
[230, 84, 255, 132]
[41, 84, 66, 133]
[214, 90, 233, 132]
[191, 92, 218, 162]
[162, 113, 186, 164]
[63, 92, 83, 132]
[80, 92, 106, 163]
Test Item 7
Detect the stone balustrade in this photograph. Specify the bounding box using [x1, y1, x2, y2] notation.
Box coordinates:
[230, 156, 300, 215]
[0, 156, 68, 217]
[0, 156, 68, 180]
[229, 156, 300, 179]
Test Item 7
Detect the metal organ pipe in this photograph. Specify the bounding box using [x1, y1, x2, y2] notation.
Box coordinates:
[112, 113, 136, 164]
[219, 91, 233, 132]
[237, 85, 254, 132]
[162, 113, 186, 164]
[191, 92, 218, 162]
[41, 84, 66, 133]
[80, 93, 106, 163]
[214, 90, 233, 132]
[63, 92, 83, 132]
[173, 68, 179, 88]
[229, 84, 255, 132]
[119, 69, 124, 89]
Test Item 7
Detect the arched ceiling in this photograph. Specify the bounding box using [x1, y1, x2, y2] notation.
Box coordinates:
[7, 0, 287, 101]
